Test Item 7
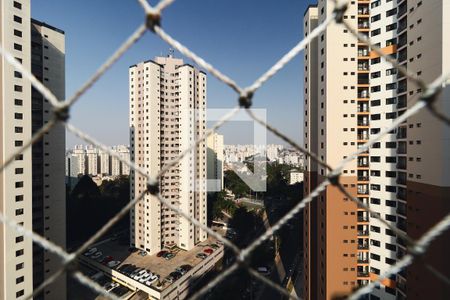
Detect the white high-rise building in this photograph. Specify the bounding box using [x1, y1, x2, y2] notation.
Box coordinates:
[72, 144, 86, 176]
[85, 145, 98, 176]
[116, 145, 130, 176]
[98, 149, 110, 175]
[207, 133, 224, 191]
[1, 1, 66, 298]
[129, 55, 207, 254]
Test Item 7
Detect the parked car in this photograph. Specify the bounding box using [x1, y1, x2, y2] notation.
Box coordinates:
[210, 244, 219, 249]
[156, 250, 168, 257]
[100, 256, 113, 264]
[139, 273, 153, 283]
[117, 264, 131, 272]
[133, 269, 148, 280]
[130, 267, 143, 277]
[107, 261, 121, 268]
[139, 250, 147, 257]
[196, 253, 207, 259]
[90, 251, 102, 260]
[83, 247, 97, 256]
[145, 274, 159, 286]
[123, 265, 137, 276]
[204, 248, 213, 255]
[165, 276, 174, 284]
[164, 253, 175, 260]
[176, 265, 192, 275]
[169, 271, 182, 280]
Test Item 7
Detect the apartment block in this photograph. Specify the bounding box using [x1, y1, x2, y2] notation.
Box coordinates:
[86, 145, 98, 176]
[207, 133, 224, 192]
[30, 18, 66, 300]
[1, 1, 66, 299]
[303, 1, 449, 299]
[129, 55, 207, 255]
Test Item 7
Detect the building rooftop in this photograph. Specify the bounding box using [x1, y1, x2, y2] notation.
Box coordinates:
[81, 230, 225, 292]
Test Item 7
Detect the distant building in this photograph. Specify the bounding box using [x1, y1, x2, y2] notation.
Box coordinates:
[86, 145, 98, 176]
[289, 171, 304, 185]
[98, 149, 110, 175]
[207, 133, 224, 191]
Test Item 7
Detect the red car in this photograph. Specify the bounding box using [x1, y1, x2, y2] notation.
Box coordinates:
[157, 250, 168, 257]
[203, 248, 213, 255]
[101, 256, 113, 264]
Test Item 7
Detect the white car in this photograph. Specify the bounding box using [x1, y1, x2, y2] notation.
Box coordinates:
[133, 269, 148, 280]
[139, 273, 153, 283]
[145, 274, 159, 286]
[90, 251, 102, 260]
[107, 261, 121, 268]
[83, 247, 97, 256]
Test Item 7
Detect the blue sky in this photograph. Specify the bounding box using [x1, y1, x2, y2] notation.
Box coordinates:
[32, 0, 314, 147]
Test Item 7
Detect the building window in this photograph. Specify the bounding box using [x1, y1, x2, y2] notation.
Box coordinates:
[16, 249, 24, 257]
[16, 263, 24, 270]
[13, 1, 22, 9]
[15, 181, 24, 188]
[16, 276, 24, 284]
[15, 209, 24, 216]
[14, 15, 22, 23]
[14, 43, 22, 51]
[14, 85, 23, 92]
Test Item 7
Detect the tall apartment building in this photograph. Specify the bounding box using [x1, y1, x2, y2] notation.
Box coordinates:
[98, 149, 110, 175]
[30, 18, 66, 300]
[72, 144, 86, 176]
[207, 133, 224, 192]
[1, 1, 65, 299]
[303, 1, 449, 300]
[129, 55, 207, 255]
[85, 145, 98, 176]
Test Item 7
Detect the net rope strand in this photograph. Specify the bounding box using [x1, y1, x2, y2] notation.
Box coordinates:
[0, 0, 448, 298]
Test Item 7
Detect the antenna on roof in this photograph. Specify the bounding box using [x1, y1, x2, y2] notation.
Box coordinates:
[168, 48, 174, 58]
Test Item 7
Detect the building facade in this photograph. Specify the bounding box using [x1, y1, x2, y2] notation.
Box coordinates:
[303, 1, 449, 299]
[129, 55, 207, 255]
[0, 1, 66, 299]
[207, 133, 224, 192]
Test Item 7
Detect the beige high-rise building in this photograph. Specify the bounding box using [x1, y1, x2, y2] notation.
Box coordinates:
[1, 1, 66, 299]
[129, 55, 207, 254]
[303, 1, 449, 300]
[86, 145, 98, 176]
[207, 133, 224, 192]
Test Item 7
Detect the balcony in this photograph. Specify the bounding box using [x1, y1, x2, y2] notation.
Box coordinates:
[397, 190, 407, 201]
[357, 160, 369, 168]
[397, 95, 407, 109]
[357, 244, 369, 250]
[357, 64, 369, 72]
[357, 7, 369, 16]
[358, 176, 369, 181]
[358, 22, 369, 30]
[357, 134, 369, 141]
[358, 49, 369, 57]
[358, 230, 369, 236]
[397, 203, 407, 216]
[397, 127, 407, 139]
[357, 258, 369, 264]
[358, 215, 369, 222]
[358, 90, 369, 98]
[357, 106, 369, 113]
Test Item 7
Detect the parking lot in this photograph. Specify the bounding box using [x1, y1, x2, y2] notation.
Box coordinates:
[81, 234, 225, 293]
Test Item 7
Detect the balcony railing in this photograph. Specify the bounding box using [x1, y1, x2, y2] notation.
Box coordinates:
[358, 230, 369, 236]
[357, 258, 369, 263]
[358, 176, 369, 181]
[358, 216, 369, 222]
[357, 271, 369, 277]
